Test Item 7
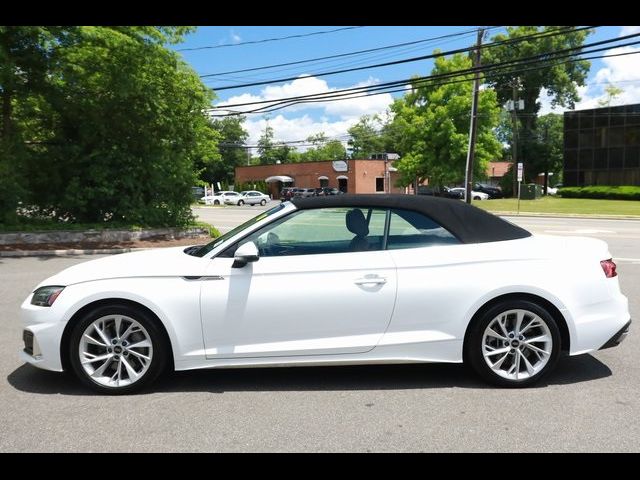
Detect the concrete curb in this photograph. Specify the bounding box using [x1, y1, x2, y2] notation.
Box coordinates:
[0, 248, 149, 258]
[489, 211, 640, 220]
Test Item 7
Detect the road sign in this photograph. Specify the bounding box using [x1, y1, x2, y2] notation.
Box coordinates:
[517, 162, 523, 182]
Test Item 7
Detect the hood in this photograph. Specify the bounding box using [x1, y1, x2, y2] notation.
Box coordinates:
[36, 246, 208, 288]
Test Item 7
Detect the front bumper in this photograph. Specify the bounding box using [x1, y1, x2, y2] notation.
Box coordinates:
[19, 295, 66, 372]
[600, 320, 631, 350]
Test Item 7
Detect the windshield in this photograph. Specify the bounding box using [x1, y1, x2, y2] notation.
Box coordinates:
[189, 203, 287, 257]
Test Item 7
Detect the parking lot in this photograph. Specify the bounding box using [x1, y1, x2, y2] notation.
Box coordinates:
[1, 208, 639, 452]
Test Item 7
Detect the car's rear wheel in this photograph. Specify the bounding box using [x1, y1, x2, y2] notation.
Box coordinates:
[466, 299, 561, 387]
[68, 304, 167, 394]
[260, 199, 267, 206]
[238, 200, 244, 206]
[214, 200, 220, 205]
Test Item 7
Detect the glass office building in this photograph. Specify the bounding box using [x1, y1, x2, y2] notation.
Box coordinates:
[563, 104, 640, 186]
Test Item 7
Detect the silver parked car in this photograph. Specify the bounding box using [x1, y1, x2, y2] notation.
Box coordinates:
[237, 190, 270, 206]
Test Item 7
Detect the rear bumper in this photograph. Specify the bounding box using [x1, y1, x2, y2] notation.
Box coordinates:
[600, 320, 631, 350]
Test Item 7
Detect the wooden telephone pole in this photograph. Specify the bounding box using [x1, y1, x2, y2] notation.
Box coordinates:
[464, 28, 485, 204]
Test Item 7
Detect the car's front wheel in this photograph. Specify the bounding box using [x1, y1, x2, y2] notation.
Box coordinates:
[466, 299, 561, 387]
[68, 304, 168, 394]
[260, 199, 267, 206]
[237, 200, 244, 206]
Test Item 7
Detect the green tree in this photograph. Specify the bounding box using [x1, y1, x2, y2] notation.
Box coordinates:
[1, 26, 217, 227]
[199, 115, 248, 185]
[483, 26, 592, 181]
[347, 115, 384, 159]
[257, 123, 277, 165]
[527, 113, 564, 192]
[391, 53, 502, 188]
[298, 132, 346, 161]
[597, 83, 624, 107]
[257, 122, 295, 164]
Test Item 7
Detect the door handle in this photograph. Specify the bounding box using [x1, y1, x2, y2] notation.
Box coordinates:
[354, 276, 387, 285]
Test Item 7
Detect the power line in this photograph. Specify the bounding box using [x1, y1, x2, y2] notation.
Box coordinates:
[209, 26, 594, 91]
[177, 26, 365, 52]
[250, 47, 640, 116]
[210, 44, 640, 117]
[209, 32, 636, 114]
[199, 27, 494, 78]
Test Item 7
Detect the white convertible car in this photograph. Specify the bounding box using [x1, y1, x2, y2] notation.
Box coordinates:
[20, 195, 630, 394]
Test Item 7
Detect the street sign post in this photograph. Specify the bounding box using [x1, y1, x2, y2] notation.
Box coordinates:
[517, 162, 523, 214]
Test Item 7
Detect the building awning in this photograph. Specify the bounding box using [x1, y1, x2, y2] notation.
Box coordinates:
[265, 175, 294, 183]
[336, 175, 349, 180]
[317, 175, 329, 180]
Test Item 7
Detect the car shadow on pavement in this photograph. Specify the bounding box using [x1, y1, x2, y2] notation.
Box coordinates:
[7, 354, 611, 396]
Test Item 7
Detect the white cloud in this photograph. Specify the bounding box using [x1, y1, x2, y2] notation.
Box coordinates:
[620, 26, 640, 36]
[230, 31, 242, 44]
[213, 75, 394, 148]
[538, 44, 640, 114]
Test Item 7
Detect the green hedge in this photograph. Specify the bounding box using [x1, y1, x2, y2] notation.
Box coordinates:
[558, 186, 640, 200]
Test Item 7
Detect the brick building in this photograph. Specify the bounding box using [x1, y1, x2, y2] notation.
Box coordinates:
[235, 157, 405, 198]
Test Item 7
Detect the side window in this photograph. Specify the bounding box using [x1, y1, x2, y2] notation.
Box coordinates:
[235, 207, 386, 257]
[387, 208, 459, 249]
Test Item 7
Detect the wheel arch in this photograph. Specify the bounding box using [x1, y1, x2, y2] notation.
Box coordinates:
[462, 292, 570, 361]
[60, 298, 175, 373]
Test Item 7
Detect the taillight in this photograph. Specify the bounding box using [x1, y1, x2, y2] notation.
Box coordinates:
[600, 259, 617, 278]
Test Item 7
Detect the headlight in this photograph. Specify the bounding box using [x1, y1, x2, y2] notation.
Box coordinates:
[31, 286, 65, 307]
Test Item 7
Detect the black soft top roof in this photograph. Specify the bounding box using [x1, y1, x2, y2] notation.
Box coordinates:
[291, 194, 530, 244]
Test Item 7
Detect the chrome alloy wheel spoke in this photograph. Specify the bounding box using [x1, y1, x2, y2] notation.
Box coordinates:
[482, 309, 552, 381]
[79, 315, 153, 388]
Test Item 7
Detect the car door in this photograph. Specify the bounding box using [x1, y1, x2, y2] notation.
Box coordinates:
[381, 208, 471, 348]
[200, 207, 397, 358]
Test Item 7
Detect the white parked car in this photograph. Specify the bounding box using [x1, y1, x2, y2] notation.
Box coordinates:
[200, 191, 236, 205]
[20, 195, 630, 394]
[449, 187, 489, 201]
[236, 191, 270, 206]
[546, 186, 559, 195]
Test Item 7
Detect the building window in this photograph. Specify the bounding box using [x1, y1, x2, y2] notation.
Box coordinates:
[375, 177, 385, 192]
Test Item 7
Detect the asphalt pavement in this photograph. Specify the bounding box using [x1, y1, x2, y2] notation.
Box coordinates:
[0, 208, 638, 452]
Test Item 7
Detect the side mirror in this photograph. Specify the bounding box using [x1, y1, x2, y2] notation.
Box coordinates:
[232, 241, 259, 268]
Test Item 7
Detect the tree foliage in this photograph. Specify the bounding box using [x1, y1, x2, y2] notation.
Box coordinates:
[483, 26, 591, 181]
[0, 26, 217, 227]
[347, 115, 385, 159]
[198, 115, 248, 185]
[391, 53, 502, 187]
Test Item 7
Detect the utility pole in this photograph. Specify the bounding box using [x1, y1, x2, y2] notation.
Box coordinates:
[511, 81, 519, 197]
[464, 27, 484, 204]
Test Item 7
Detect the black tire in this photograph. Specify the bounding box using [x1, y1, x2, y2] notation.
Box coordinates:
[465, 299, 561, 387]
[238, 200, 244, 206]
[473, 196, 481, 200]
[214, 200, 220, 205]
[260, 199, 267, 206]
[68, 304, 168, 395]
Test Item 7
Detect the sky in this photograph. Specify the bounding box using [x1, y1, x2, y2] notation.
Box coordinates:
[170, 26, 640, 153]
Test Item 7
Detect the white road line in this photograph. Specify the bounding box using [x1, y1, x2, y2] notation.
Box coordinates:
[543, 229, 617, 234]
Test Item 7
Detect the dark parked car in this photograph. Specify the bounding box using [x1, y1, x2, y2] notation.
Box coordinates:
[191, 186, 205, 200]
[417, 186, 463, 199]
[473, 183, 503, 199]
[280, 187, 296, 202]
[294, 188, 316, 198]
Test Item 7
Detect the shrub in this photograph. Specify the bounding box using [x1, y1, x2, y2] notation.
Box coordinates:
[558, 186, 640, 200]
